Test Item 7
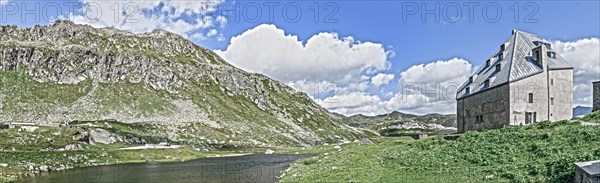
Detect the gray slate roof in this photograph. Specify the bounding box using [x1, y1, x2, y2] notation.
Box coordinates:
[575, 160, 600, 177]
[456, 30, 573, 99]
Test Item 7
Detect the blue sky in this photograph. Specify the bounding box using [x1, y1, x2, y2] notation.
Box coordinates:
[1, 0, 599, 115]
[209, 1, 600, 68]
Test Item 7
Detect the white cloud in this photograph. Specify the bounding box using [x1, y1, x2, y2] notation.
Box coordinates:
[288, 80, 339, 100]
[215, 24, 474, 116]
[553, 38, 600, 106]
[316, 92, 381, 111]
[399, 58, 471, 84]
[314, 58, 472, 116]
[65, 0, 226, 40]
[215, 24, 598, 116]
[371, 73, 394, 87]
[215, 24, 391, 84]
[207, 29, 218, 37]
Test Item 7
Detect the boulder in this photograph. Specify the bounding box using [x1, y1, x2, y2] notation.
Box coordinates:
[123, 134, 147, 144]
[88, 128, 118, 145]
[39, 165, 49, 172]
[265, 149, 275, 154]
[62, 144, 83, 151]
[72, 131, 89, 142]
[74, 128, 146, 145]
[360, 138, 373, 145]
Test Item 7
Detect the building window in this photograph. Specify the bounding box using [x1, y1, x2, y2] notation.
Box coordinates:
[475, 115, 484, 123]
[528, 93, 534, 103]
[469, 76, 473, 83]
[550, 78, 554, 86]
[547, 51, 556, 58]
[495, 64, 501, 72]
[486, 59, 490, 67]
[465, 87, 470, 94]
[498, 53, 504, 60]
[484, 80, 490, 88]
[500, 44, 505, 51]
[525, 112, 536, 124]
[550, 97, 554, 105]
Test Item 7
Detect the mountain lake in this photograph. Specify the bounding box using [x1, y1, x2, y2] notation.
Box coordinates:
[17, 154, 315, 183]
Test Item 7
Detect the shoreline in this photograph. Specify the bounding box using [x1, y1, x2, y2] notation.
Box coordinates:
[0, 147, 258, 183]
[2, 146, 314, 183]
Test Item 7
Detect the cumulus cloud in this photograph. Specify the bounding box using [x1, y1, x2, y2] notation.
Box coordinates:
[214, 24, 391, 84]
[315, 58, 472, 116]
[215, 24, 476, 116]
[215, 24, 598, 116]
[65, 0, 226, 40]
[399, 58, 472, 84]
[371, 73, 394, 87]
[399, 58, 471, 102]
[553, 38, 600, 106]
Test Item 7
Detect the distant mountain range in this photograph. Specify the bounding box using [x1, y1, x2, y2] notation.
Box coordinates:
[333, 111, 457, 136]
[573, 106, 593, 118]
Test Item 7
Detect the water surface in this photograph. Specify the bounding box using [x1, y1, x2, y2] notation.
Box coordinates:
[18, 154, 314, 183]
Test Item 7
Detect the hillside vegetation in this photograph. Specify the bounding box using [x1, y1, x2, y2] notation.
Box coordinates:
[281, 115, 600, 183]
[0, 21, 366, 148]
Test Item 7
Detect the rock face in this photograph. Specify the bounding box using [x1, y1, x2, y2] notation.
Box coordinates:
[0, 20, 365, 147]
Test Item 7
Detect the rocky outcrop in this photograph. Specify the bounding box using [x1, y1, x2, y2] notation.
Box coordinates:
[88, 128, 118, 145]
[73, 128, 146, 145]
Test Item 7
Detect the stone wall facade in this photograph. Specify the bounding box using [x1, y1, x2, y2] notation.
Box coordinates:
[458, 69, 573, 132]
[594, 81, 600, 112]
[457, 84, 510, 133]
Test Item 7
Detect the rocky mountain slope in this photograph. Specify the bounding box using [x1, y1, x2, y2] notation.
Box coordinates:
[335, 111, 457, 136]
[0, 20, 365, 148]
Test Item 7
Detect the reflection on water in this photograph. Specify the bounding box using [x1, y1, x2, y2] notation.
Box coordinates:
[18, 154, 314, 183]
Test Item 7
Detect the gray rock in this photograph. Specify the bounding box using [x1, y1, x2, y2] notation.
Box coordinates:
[123, 134, 146, 144]
[39, 165, 49, 172]
[360, 138, 373, 145]
[88, 128, 117, 145]
[62, 144, 83, 151]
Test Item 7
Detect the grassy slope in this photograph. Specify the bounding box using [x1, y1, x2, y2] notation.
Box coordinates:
[281, 118, 600, 183]
[581, 110, 600, 123]
[0, 69, 362, 147]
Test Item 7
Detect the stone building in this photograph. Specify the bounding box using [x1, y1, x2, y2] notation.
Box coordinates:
[594, 81, 600, 112]
[456, 30, 573, 133]
[574, 160, 600, 183]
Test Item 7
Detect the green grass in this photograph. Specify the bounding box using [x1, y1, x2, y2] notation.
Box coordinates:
[0, 70, 92, 118]
[0, 177, 14, 183]
[581, 110, 600, 123]
[0, 127, 82, 151]
[281, 120, 600, 183]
